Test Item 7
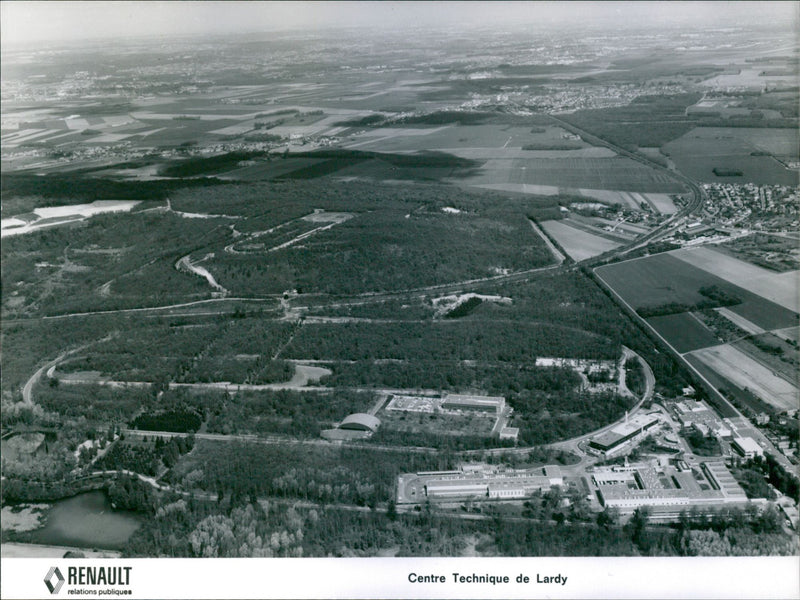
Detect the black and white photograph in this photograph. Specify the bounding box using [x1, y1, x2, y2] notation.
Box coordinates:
[1, 2, 798, 598]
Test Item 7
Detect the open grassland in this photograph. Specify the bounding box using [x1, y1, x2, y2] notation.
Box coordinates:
[681, 357, 755, 418]
[540, 219, 621, 261]
[595, 254, 799, 332]
[687, 344, 799, 412]
[647, 312, 722, 353]
[670, 247, 799, 312]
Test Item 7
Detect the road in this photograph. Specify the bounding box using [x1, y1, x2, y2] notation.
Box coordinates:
[546, 346, 655, 462]
[21, 334, 116, 405]
[593, 267, 744, 422]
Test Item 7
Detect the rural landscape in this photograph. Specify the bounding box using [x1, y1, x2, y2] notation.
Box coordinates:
[1, 2, 798, 564]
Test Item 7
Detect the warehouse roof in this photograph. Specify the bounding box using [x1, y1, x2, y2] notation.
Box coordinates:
[340, 413, 381, 432]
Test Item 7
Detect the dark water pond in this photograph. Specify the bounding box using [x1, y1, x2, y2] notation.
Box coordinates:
[29, 491, 142, 550]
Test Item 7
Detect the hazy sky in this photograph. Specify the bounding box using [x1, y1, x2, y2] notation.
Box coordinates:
[2, 1, 797, 47]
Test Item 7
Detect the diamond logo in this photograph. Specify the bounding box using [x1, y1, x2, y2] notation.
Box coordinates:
[44, 567, 65, 595]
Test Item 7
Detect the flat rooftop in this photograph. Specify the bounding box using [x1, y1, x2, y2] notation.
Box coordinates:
[732, 436, 763, 454]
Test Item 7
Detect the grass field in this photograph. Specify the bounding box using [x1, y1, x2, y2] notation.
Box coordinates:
[646, 312, 721, 353]
[687, 344, 799, 412]
[670, 247, 799, 312]
[540, 219, 621, 261]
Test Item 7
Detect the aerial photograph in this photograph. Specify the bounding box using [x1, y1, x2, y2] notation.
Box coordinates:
[0, 0, 798, 585]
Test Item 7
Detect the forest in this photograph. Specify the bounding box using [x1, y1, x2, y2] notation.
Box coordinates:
[205, 390, 375, 437]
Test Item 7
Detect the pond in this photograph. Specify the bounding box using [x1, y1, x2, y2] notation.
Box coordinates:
[27, 491, 142, 550]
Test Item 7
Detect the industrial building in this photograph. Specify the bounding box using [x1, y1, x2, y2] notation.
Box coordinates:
[498, 426, 519, 441]
[339, 413, 381, 432]
[731, 436, 764, 459]
[320, 413, 381, 441]
[441, 394, 505, 414]
[397, 463, 562, 504]
[670, 399, 731, 437]
[588, 413, 661, 457]
[593, 460, 749, 515]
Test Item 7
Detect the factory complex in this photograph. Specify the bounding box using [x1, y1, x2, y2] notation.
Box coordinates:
[397, 463, 563, 504]
[592, 459, 750, 515]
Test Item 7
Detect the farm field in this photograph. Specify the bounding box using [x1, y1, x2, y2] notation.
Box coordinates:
[341, 124, 591, 154]
[670, 246, 799, 312]
[701, 69, 798, 91]
[732, 334, 799, 385]
[1, 200, 142, 238]
[683, 356, 764, 418]
[646, 312, 721, 354]
[641, 193, 678, 214]
[595, 253, 799, 332]
[724, 299, 799, 333]
[686, 344, 799, 412]
[715, 307, 765, 336]
[688, 127, 799, 158]
[463, 156, 685, 193]
[577, 189, 679, 213]
[540, 219, 622, 261]
[662, 127, 799, 185]
[775, 326, 800, 343]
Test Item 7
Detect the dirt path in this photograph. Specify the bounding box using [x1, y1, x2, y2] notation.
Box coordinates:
[175, 254, 228, 295]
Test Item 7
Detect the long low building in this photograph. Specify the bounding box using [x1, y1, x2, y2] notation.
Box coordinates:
[588, 413, 661, 457]
[441, 394, 505, 415]
[398, 464, 562, 504]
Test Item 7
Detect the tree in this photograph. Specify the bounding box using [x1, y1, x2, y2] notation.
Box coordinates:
[626, 506, 652, 552]
[597, 506, 619, 529]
